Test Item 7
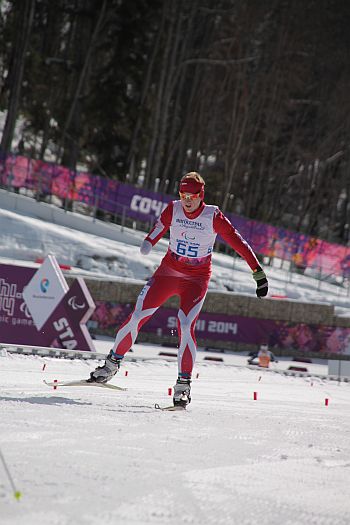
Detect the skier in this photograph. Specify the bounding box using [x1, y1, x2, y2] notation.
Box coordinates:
[90, 172, 268, 407]
[258, 345, 275, 368]
[247, 344, 277, 367]
[258, 348, 270, 367]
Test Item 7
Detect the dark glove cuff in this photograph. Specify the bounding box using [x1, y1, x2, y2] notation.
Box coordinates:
[253, 268, 266, 282]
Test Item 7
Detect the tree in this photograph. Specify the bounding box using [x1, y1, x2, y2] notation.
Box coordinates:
[0, 0, 35, 154]
[1, 0, 350, 244]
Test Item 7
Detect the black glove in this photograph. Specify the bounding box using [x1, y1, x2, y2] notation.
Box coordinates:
[253, 267, 268, 298]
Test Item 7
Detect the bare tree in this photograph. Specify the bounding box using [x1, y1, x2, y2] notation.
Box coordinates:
[0, 0, 35, 154]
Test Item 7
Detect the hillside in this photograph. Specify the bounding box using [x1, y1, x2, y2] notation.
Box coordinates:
[0, 191, 349, 317]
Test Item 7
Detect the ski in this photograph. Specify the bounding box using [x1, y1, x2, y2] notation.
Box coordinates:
[43, 379, 127, 391]
[154, 403, 186, 412]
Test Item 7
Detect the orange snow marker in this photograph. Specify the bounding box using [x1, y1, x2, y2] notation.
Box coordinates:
[124, 370, 128, 377]
[325, 398, 329, 406]
[253, 391, 258, 400]
[53, 380, 58, 390]
[168, 387, 172, 396]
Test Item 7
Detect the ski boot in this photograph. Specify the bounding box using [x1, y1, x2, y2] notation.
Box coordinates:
[89, 350, 122, 383]
[173, 378, 191, 408]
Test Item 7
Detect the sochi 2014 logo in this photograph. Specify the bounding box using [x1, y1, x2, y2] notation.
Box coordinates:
[40, 278, 50, 293]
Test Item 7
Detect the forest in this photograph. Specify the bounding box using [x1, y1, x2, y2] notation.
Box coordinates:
[1, 0, 350, 244]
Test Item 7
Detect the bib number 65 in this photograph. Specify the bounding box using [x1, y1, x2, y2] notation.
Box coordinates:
[176, 241, 198, 257]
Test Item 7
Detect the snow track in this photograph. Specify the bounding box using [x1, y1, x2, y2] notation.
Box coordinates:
[1, 350, 350, 524]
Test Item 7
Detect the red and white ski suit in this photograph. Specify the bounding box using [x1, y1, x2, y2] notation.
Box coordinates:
[112, 200, 260, 378]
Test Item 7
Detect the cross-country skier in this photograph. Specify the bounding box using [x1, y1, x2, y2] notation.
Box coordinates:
[90, 172, 268, 407]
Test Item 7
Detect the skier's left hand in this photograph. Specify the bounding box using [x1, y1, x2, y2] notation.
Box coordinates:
[253, 267, 268, 298]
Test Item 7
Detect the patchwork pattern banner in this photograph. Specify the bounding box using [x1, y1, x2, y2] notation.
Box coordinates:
[90, 301, 350, 356]
[1, 153, 350, 277]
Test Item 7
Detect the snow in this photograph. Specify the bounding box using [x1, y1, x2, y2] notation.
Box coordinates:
[1, 190, 350, 523]
[0, 204, 350, 315]
[1, 340, 350, 524]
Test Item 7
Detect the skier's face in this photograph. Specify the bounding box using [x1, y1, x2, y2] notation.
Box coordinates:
[179, 192, 202, 213]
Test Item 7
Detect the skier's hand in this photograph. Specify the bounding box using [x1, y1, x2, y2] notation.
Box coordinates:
[140, 239, 152, 255]
[253, 267, 268, 298]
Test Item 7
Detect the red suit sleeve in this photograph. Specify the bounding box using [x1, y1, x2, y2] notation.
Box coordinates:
[144, 201, 173, 246]
[213, 209, 260, 271]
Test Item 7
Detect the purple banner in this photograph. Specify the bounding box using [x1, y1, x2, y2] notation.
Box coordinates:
[0, 265, 42, 345]
[0, 262, 95, 351]
[1, 153, 350, 277]
[91, 301, 350, 356]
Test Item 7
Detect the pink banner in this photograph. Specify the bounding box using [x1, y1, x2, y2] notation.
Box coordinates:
[1, 153, 349, 278]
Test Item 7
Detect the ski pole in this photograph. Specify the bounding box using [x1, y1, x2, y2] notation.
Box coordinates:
[0, 448, 22, 501]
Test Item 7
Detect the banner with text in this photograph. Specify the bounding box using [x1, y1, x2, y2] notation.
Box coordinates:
[90, 301, 350, 356]
[0, 257, 96, 350]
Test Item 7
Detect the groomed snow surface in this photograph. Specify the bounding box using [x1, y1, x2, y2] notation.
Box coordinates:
[1, 191, 350, 523]
[1, 340, 350, 525]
